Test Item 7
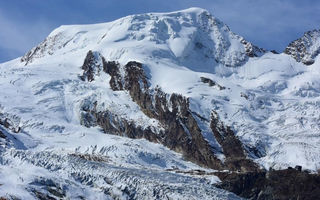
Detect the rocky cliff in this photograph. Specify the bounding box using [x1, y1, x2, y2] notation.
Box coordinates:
[284, 29, 320, 65]
[80, 50, 259, 171]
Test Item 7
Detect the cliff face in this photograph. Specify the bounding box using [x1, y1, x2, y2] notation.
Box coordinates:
[80, 51, 258, 172]
[215, 168, 320, 200]
[284, 29, 320, 65]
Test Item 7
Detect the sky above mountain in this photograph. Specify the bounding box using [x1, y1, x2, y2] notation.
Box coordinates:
[0, 0, 319, 63]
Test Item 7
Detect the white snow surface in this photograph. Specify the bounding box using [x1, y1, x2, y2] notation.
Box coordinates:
[0, 7, 320, 199]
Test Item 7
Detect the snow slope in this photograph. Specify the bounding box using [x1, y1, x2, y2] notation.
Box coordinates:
[0, 7, 320, 199]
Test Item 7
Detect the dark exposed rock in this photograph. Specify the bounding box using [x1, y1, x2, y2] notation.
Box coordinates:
[21, 33, 62, 66]
[79, 51, 260, 171]
[21, 46, 41, 66]
[284, 29, 320, 65]
[210, 111, 259, 172]
[80, 50, 104, 82]
[0, 130, 6, 139]
[240, 92, 249, 100]
[103, 61, 123, 90]
[215, 171, 267, 199]
[80, 86, 224, 170]
[295, 165, 302, 172]
[109, 61, 225, 169]
[200, 77, 225, 90]
[215, 168, 320, 200]
[246, 143, 267, 158]
[270, 50, 279, 54]
[79, 99, 161, 144]
[80, 51, 124, 90]
[240, 92, 256, 101]
[96, 110, 160, 143]
[304, 169, 312, 174]
[0, 116, 20, 133]
[80, 54, 225, 170]
[240, 38, 266, 58]
[80, 105, 99, 126]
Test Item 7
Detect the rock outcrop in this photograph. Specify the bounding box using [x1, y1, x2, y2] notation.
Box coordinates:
[0, 130, 6, 139]
[284, 29, 320, 65]
[210, 111, 258, 172]
[200, 77, 226, 90]
[0, 113, 21, 133]
[80, 50, 104, 82]
[240, 38, 266, 58]
[21, 33, 63, 65]
[215, 168, 320, 200]
[80, 51, 259, 172]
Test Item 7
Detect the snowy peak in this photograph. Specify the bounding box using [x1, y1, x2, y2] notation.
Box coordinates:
[285, 29, 320, 65]
[20, 7, 264, 69]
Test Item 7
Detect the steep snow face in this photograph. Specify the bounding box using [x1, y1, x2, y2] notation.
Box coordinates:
[21, 7, 264, 71]
[285, 29, 320, 65]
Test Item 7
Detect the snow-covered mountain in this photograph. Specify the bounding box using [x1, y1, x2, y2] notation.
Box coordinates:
[0, 7, 320, 199]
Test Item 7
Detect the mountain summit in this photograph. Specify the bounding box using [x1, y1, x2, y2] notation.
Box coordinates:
[21, 7, 264, 70]
[0, 8, 320, 199]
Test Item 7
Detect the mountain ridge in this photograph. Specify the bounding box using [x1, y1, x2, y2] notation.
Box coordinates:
[284, 29, 320, 65]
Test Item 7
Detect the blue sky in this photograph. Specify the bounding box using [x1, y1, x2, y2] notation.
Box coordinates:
[0, 0, 319, 62]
